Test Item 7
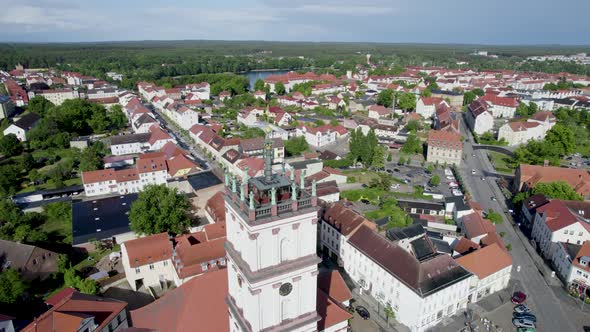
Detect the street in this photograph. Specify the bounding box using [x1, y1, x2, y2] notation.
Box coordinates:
[457, 115, 578, 332]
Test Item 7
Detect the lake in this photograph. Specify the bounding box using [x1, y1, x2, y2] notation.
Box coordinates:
[243, 70, 289, 89]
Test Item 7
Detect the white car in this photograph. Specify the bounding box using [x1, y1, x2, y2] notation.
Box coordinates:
[471, 169, 476, 175]
[452, 189, 463, 196]
[446, 176, 455, 180]
[444, 169, 453, 176]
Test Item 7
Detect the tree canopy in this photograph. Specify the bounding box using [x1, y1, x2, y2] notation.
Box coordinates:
[398, 92, 417, 111]
[274, 81, 286, 95]
[0, 134, 23, 157]
[349, 128, 379, 167]
[284, 136, 309, 157]
[129, 185, 192, 235]
[0, 268, 28, 304]
[513, 181, 583, 205]
[377, 89, 395, 108]
[401, 134, 423, 155]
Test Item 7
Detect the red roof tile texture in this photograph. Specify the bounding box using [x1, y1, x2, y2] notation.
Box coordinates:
[455, 243, 512, 279]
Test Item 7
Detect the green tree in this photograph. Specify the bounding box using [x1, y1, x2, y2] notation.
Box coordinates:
[0, 269, 28, 303]
[472, 88, 485, 96]
[27, 96, 54, 116]
[64, 267, 98, 294]
[254, 79, 265, 92]
[0, 134, 23, 157]
[0, 164, 21, 196]
[387, 153, 392, 162]
[426, 164, 434, 174]
[429, 174, 441, 186]
[377, 89, 395, 108]
[274, 81, 286, 95]
[107, 105, 128, 130]
[79, 142, 105, 172]
[485, 209, 503, 224]
[405, 120, 422, 133]
[284, 136, 309, 157]
[545, 124, 575, 156]
[384, 304, 395, 326]
[398, 156, 406, 165]
[130, 185, 191, 235]
[513, 181, 583, 205]
[398, 92, 416, 111]
[371, 145, 386, 170]
[401, 134, 423, 155]
[463, 91, 476, 106]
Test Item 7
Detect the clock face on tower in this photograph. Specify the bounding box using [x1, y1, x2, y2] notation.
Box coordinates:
[279, 282, 293, 296]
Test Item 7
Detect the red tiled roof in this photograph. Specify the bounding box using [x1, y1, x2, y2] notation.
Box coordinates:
[131, 269, 229, 332]
[420, 97, 445, 106]
[115, 168, 139, 182]
[317, 270, 352, 303]
[166, 154, 199, 177]
[518, 164, 590, 197]
[462, 212, 496, 239]
[205, 192, 226, 223]
[480, 94, 518, 108]
[455, 243, 512, 279]
[321, 203, 375, 236]
[572, 241, 590, 273]
[81, 169, 116, 184]
[22, 291, 127, 332]
[427, 130, 462, 150]
[148, 125, 172, 145]
[124, 233, 172, 268]
[507, 121, 540, 132]
[316, 290, 352, 331]
[453, 237, 480, 255]
[136, 156, 168, 174]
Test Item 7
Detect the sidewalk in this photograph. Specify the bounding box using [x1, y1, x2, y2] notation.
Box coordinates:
[351, 288, 410, 332]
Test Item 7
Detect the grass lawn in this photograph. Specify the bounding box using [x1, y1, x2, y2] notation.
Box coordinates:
[341, 187, 388, 204]
[488, 151, 516, 174]
[343, 169, 403, 185]
[73, 244, 121, 272]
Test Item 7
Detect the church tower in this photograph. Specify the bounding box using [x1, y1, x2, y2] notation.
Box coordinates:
[225, 137, 321, 332]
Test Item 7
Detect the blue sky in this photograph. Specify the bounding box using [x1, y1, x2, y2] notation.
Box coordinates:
[0, 0, 588, 44]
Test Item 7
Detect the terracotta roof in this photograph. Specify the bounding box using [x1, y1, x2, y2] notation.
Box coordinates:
[535, 200, 590, 232]
[317, 270, 352, 304]
[518, 164, 590, 197]
[530, 111, 556, 122]
[136, 156, 168, 174]
[480, 94, 518, 107]
[455, 243, 512, 279]
[507, 121, 540, 132]
[236, 157, 265, 177]
[368, 104, 390, 115]
[205, 192, 226, 223]
[420, 97, 445, 106]
[572, 241, 590, 273]
[427, 130, 462, 149]
[45, 287, 76, 307]
[115, 168, 140, 182]
[22, 291, 127, 332]
[81, 169, 116, 184]
[131, 269, 229, 332]
[480, 232, 505, 249]
[462, 212, 496, 239]
[148, 125, 172, 145]
[124, 233, 172, 268]
[160, 141, 188, 159]
[166, 154, 199, 177]
[173, 225, 226, 279]
[321, 203, 375, 236]
[316, 289, 352, 331]
[453, 237, 480, 255]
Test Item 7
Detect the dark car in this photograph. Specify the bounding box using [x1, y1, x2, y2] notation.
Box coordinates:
[355, 306, 370, 320]
[513, 313, 537, 322]
[512, 291, 527, 304]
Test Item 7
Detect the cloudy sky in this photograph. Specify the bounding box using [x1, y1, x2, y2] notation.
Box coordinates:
[0, 0, 588, 44]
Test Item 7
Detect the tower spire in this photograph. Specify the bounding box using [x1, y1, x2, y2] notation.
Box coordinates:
[263, 128, 274, 182]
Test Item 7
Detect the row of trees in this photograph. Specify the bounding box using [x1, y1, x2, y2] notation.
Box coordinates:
[349, 129, 387, 169]
[377, 89, 417, 111]
[513, 124, 575, 166]
[513, 181, 582, 206]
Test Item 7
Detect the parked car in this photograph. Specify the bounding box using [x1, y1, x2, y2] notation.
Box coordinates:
[512, 319, 535, 329]
[512, 291, 527, 304]
[513, 313, 537, 322]
[514, 304, 531, 314]
[517, 328, 537, 332]
[471, 169, 476, 174]
[446, 176, 454, 180]
[355, 306, 370, 320]
[452, 189, 463, 196]
[481, 177, 486, 181]
[491, 196, 497, 202]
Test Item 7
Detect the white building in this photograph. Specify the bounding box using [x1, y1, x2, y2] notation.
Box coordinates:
[531, 200, 590, 260]
[479, 94, 518, 118]
[343, 225, 473, 332]
[416, 97, 448, 119]
[121, 224, 227, 291]
[3, 113, 40, 142]
[296, 125, 348, 148]
[35, 89, 80, 105]
[0, 95, 16, 120]
[319, 203, 376, 263]
[426, 129, 463, 166]
[497, 111, 556, 146]
[455, 243, 512, 303]
[465, 100, 494, 135]
[224, 146, 351, 332]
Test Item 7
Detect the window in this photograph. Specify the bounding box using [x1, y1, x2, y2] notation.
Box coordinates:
[163, 261, 168, 266]
[149, 264, 154, 270]
[580, 232, 584, 236]
[564, 230, 568, 234]
[135, 268, 140, 274]
[570, 230, 575, 235]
